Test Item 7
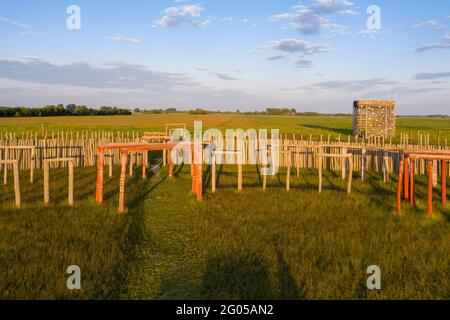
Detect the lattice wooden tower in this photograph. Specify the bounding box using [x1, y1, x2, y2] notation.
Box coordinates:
[353, 100, 396, 139]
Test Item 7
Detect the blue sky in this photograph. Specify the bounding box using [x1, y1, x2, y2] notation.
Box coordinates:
[0, 0, 449, 114]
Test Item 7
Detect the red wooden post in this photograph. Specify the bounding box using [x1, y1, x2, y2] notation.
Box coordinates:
[192, 162, 197, 193]
[427, 162, 433, 218]
[403, 157, 409, 199]
[119, 151, 127, 214]
[442, 160, 447, 207]
[96, 147, 105, 204]
[397, 159, 404, 214]
[410, 160, 415, 208]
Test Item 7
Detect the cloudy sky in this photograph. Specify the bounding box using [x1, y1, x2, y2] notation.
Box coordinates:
[0, 0, 449, 114]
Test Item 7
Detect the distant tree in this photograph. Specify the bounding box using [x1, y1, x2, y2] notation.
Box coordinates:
[65, 104, 77, 114]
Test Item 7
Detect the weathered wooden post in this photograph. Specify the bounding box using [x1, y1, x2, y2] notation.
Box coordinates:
[109, 149, 113, 178]
[238, 163, 242, 191]
[347, 157, 353, 195]
[119, 152, 127, 214]
[44, 161, 50, 205]
[341, 147, 347, 179]
[427, 162, 433, 218]
[404, 157, 409, 199]
[397, 159, 404, 214]
[169, 150, 174, 178]
[13, 162, 20, 207]
[3, 148, 8, 185]
[30, 147, 35, 183]
[361, 148, 366, 181]
[318, 153, 323, 193]
[410, 160, 415, 209]
[129, 152, 134, 177]
[211, 154, 216, 193]
[383, 152, 389, 183]
[262, 167, 267, 191]
[142, 150, 147, 178]
[96, 146, 104, 204]
[442, 160, 447, 207]
[68, 160, 74, 206]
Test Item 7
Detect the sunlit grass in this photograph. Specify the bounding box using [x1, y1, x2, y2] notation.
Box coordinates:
[1, 163, 449, 300]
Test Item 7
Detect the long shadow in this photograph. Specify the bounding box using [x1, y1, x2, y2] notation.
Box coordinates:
[199, 252, 275, 299]
[275, 249, 303, 299]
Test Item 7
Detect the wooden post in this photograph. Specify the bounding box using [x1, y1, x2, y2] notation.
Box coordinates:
[3, 148, 8, 185]
[263, 168, 267, 191]
[442, 160, 447, 207]
[432, 160, 438, 187]
[404, 157, 409, 199]
[397, 159, 404, 214]
[96, 147, 104, 204]
[68, 160, 74, 206]
[286, 165, 290, 191]
[30, 148, 35, 183]
[361, 148, 366, 181]
[341, 147, 347, 180]
[347, 157, 353, 195]
[192, 163, 197, 193]
[163, 149, 167, 167]
[383, 152, 389, 183]
[142, 150, 147, 178]
[410, 160, 415, 209]
[212, 154, 216, 193]
[13, 161, 20, 208]
[169, 149, 174, 178]
[44, 161, 50, 205]
[237, 163, 242, 191]
[109, 149, 113, 178]
[129, 152, 134, 177]
[427, 162, 433, 218]
[119, 152, 127, 214]
[318, 154, 323, 193]
[195, 164, 202, 201]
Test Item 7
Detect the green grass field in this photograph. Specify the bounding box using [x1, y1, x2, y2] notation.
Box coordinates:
[1, 113, 450, 144]
[0, 114, 449, 299]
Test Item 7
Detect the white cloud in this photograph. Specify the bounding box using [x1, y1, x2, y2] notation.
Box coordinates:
[270, 0, 356, 35]
[416, 33, 450, 52]
[221, 17, 234, 22]
[0, 16, 28, 28]
[196, 68, 241, 81]
[267, 39, 332, 55]
[414, 20, 446, 30]
[152, 4, 209, 28]
[266, 54, 288, 61]
[0, 58, 195, 89]
[413, 72, 450, 80]
[296, 59, 314, 68]
[107, 35, 141, 44]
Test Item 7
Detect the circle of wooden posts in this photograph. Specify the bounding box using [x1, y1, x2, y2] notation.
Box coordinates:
[0, 160, 20, 208]
[397, 151, 449, 217]
[318, 153, 353, 194]
[43, 158, 75, 206]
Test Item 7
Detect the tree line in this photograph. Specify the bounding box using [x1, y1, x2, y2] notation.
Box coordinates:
[0, 105, 132, 117]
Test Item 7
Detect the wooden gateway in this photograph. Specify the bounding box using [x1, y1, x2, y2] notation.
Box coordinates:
[353, 100, 396, 139]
